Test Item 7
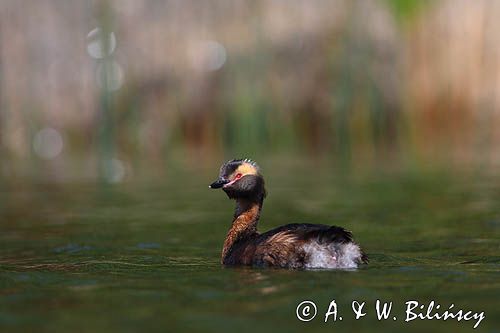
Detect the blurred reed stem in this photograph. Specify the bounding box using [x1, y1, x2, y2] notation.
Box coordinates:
[95, 1, 116, 183]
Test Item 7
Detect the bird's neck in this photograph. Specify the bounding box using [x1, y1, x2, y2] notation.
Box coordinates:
[221, 198, 263, 264]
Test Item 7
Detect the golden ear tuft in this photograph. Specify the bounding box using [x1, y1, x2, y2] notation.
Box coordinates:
[236, 163, 257, 176]
[235, 159, 260, 176]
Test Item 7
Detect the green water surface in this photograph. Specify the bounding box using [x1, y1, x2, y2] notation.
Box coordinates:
[0, 166, 499, 333]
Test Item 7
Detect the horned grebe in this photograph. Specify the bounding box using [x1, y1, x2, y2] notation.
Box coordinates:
[209, 159, 368, 269]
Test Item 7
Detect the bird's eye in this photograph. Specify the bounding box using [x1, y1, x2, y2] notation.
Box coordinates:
[234, 173, 242, 180]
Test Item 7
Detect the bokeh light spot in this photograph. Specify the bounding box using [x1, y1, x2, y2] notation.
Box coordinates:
[104, 158, 126, 183]
[96, 61, 124, 91]
[189, 40, 227, 72]
[87, 27, 117, 59]
[33, 128, 64, 160]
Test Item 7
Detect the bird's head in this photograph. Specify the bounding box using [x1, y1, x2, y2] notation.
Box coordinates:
[209, 159, 266, 201]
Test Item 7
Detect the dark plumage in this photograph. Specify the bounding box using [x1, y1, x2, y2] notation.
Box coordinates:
[209, 159, 368, 269]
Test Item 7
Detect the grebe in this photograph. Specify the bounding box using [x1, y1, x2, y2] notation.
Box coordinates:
[209, 159, 368, 269]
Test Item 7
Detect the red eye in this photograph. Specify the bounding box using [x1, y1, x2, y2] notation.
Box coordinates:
[234, 173, 242, 180]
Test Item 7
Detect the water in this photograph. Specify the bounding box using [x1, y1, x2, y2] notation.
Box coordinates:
[0, 166, 499, 332]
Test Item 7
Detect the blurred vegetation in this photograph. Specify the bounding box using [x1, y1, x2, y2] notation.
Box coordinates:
[0, 0, 499, 183]
[385, 0, 429, 22]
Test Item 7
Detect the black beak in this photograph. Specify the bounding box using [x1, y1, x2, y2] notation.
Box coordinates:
[209, 178, 229, 189]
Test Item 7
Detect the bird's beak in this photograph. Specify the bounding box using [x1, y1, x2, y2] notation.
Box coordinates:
[209, 178, 229, 189]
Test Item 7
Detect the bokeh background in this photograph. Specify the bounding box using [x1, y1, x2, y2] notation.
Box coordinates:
[1, 0, 500, 182]
[1, 2, 500, 333]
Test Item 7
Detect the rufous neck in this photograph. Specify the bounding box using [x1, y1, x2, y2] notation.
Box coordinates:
[221, 199, 262, 264]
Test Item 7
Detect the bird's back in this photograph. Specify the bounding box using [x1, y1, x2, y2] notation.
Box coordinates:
[226, 223, 367, 269]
